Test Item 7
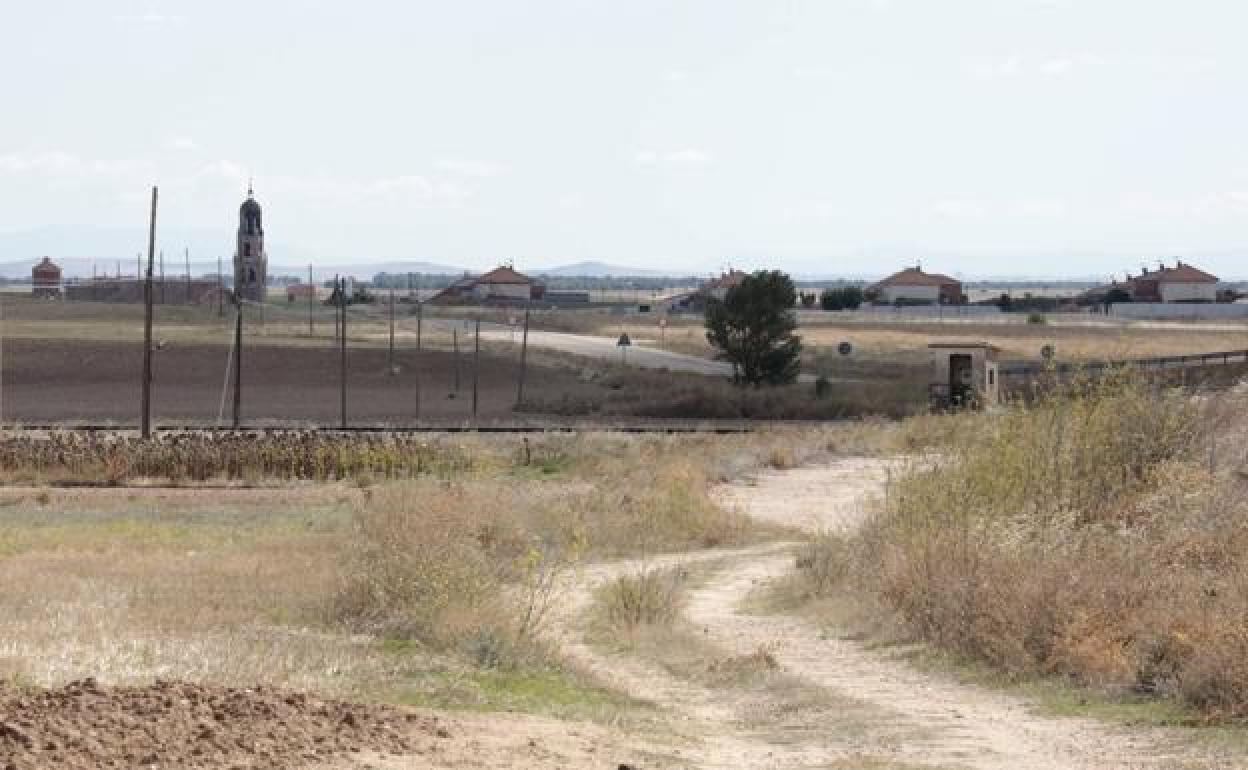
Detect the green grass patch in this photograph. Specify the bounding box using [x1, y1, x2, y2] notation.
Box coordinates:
[392, 662, 642, 722]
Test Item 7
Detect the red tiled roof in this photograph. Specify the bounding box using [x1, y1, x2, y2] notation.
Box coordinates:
[872, 267, 960, 288]
[705, 270, 747, 290]
[476, 266, 533, 285]
[1152, 263, 1218, 283]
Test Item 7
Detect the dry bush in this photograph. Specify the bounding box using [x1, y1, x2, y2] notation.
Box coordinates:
[598, 568, 686, 631]
[813, 374, 1248, 719]
[331, 436, 772, 658]
[519, 366, 925, 420]
[0, 431, 475, 484]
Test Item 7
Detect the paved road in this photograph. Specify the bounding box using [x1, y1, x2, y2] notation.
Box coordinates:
[480, 328, 735, 376]
[427, 319, 826, 382]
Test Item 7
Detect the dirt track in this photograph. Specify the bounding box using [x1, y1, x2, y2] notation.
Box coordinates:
[548, 458, 1241, 769]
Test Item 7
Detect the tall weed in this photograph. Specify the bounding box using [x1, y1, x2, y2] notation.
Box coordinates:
[824, 373, 1248, 718]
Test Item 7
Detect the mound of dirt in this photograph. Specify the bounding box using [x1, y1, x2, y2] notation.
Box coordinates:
[0, 678, 446, 769]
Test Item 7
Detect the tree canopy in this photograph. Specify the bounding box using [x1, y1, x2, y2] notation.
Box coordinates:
[704, 270, 802, 386]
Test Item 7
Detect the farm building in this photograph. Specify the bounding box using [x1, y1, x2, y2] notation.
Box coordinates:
[868, 266, 964, 305]
[677, 270, 746, 311]
[31, 257, 62, 298]
[286, 283, 318, 302]
[1124, 261, 1218, 303]
[428, 265, 545, 305]
[702, 269, 747, 301]
[1082, 260, 1221, 305]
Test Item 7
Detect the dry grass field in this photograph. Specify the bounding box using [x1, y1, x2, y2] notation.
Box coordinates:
[0, 426, 881, 768]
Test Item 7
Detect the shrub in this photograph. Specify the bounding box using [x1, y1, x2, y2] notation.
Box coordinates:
[1026, 312, 1047, 325]
[834, 373, 1248, 718]
[820, 287, 864, 311]
[598, 568, 685, 631]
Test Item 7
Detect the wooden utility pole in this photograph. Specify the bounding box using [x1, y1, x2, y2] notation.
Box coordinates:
[307, 264, 314, 336]
[516, 309, 529, 406]
[332, 274, 340, 343]
[232, 300, 242, 428]
[387, 288, 395, 374]
[472, 318, 480, 418]
[415, 302, 423, 352]
[141, 186, 158, 439]
[1, 292, 5, 427]
[339, 277, 348, 429]
[452, 327, 460, 393]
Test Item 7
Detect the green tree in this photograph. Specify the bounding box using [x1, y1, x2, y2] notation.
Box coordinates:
[819, 286, 864, 311]
[705, 270, 802, 385]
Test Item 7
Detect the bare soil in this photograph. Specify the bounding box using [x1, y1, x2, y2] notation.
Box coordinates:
[0, 678, 437, 769]
[1, 338, 596, 425]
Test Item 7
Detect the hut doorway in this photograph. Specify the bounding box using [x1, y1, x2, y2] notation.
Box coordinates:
[949, 353, 973, 406]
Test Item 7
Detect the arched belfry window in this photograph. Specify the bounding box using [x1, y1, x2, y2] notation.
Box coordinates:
[248, 268, 256, 283]
[244, 243, 251, 257]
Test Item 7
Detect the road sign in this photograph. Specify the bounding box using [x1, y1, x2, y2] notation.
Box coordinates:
[617, 333, 632, 347]
[837, 341, 853, 356]
[1041, 344, 1055, 360]
[658, 318, 668, 327]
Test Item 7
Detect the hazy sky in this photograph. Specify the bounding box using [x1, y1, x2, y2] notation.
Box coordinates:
[3, 0, 1247, 277]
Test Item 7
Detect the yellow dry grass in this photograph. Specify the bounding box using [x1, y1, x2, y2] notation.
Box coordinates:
[0, 428, 861, 713]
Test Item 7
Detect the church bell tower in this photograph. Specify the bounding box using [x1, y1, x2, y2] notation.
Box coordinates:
[234, 184, 267, 302]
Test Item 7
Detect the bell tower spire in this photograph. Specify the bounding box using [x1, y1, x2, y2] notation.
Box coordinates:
[233, 183, 267, 302]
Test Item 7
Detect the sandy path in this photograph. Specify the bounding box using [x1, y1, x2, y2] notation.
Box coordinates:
[358, 457, 1239, 768]
[695, 460, 1231, 770]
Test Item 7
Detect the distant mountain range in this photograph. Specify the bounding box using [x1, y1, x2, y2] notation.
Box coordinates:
[2, 224, 1243, 281]
[529, 261, 682, 278]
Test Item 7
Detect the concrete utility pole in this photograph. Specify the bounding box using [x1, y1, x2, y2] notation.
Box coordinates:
[339, 277, 348, 430]
[516, 309, 529, 407]
[141, 186, 158, 439]
[232, 300, 242, 429]
[217, 255, 224, 317]
[159, 250, 165, 305]
[184, 247, 191, 302]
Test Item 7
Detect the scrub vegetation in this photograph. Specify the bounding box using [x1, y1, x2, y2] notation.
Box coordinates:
[789, 373, 1248, 720]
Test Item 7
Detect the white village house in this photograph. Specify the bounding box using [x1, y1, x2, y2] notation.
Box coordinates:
[868, 266, 964, 305]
